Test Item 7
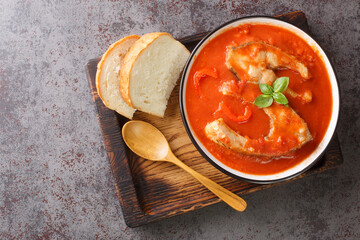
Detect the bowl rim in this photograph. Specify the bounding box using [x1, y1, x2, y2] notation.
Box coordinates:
[179, 15, 341, 184]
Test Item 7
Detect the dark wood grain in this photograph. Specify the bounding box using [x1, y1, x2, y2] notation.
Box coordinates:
[86, 11, 343, 228]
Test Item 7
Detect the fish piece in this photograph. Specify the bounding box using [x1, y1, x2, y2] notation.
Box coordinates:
[205, 104, 312, 157]
[218, 80, 244, 99]
[225, 42, 312, 103]
[220, 78, 312, 103]
[226, 42, 310, 85]
[285, 88, 312, 103]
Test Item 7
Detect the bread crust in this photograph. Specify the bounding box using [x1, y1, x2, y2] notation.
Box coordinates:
[119, 32, 172, 108]
[95, 35, 140, 116]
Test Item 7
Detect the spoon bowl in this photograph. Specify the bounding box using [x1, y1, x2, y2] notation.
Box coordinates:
[122, 120, 169, 160]
[122, 120, 247, 212]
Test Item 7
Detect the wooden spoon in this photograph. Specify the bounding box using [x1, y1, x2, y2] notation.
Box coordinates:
[122, 120, 247, 212]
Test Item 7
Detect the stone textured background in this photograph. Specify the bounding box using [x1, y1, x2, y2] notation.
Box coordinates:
[1, 0, 359, 239]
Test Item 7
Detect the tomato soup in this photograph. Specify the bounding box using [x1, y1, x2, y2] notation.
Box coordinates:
[185, 24, 333, 175]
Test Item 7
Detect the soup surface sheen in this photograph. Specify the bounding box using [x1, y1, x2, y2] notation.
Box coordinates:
[186, 24, 333, 175]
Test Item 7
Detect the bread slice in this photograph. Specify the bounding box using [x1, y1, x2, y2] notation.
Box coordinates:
[96, 35, 140, 119]
[120, 32, 190, 117]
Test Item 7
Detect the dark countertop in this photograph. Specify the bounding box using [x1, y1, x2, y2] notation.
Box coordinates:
[1, 1, 359, 239]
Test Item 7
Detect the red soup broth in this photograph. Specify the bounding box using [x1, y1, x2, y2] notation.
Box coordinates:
[185, 24, 333, 175]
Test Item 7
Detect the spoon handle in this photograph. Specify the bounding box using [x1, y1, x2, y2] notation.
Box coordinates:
[166, 151, 247, 212]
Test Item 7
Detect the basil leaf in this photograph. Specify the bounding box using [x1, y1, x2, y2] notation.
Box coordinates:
[273, 92, 289, 105]
[273, 77, 289, 93]
[254, 94, 273, 108]
[259, 83, 273, 95]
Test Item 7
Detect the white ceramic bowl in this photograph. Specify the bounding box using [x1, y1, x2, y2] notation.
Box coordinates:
[179, 16, 340, 184]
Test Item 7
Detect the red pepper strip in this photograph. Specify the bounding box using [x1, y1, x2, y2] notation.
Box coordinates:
[215, 101, 252, 123]
[193, 68, 218, 96]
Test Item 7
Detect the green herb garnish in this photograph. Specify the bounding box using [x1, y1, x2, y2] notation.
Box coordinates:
[254, 77, 289, 108]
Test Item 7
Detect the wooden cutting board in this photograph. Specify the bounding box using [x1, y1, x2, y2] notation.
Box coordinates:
[86, 11, 343, 228]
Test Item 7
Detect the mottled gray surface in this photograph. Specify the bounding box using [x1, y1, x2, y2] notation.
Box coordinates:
[0, 0, 359, 239]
